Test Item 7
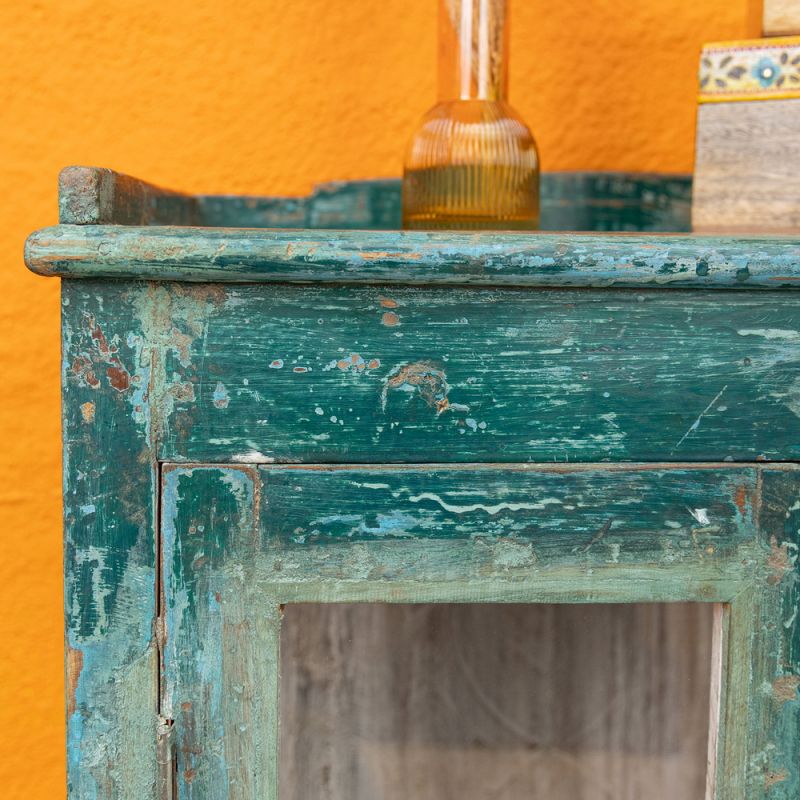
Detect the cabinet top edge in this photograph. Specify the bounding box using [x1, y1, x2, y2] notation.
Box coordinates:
[25, 224, 800, 289]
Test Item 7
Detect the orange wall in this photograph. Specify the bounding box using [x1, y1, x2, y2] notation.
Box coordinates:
[0, 0, 757, 795]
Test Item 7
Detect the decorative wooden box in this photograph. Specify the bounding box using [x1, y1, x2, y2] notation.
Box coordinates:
[25, 167, 800, 800]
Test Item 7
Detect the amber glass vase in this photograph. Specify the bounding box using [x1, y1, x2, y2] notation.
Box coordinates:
[402, 0, 540, 231]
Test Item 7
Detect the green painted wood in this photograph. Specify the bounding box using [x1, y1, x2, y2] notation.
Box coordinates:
[59, 166, 200, 226]
[160, 463, 797, 799]
[161, 465, 278, 800]
[135, 283, 800, 464]
[61, 282, 159, 799]
[740, 470, 800, 799]
[251, 464, 759, 599]
[54, 166, 691, 232]
[44, 171, 800, 798]
[25, 224, 800, 288]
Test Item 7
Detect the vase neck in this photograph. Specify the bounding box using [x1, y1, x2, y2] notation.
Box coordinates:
[438, 0, 509, 102]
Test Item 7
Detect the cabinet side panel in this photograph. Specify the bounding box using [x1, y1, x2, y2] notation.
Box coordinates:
[62, 282, 158, 799]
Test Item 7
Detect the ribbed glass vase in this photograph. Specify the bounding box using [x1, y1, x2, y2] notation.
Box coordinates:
[402, 0, 540, 231]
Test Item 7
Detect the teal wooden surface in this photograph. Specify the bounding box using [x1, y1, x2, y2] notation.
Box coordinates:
[37, 170, 800, 799]
[161, 466, 277, 800]
[62, 282, 159, 799]
[160, 463, 798, 798]
[251, 464, 758, 598]
[745, 471, 800, 800]
[709, 470, 800, 800]
[59, 166, 199, 226]
[142, 283, 800, 464]
[25, 224, 800, 288]
[55, 166, 692, 232]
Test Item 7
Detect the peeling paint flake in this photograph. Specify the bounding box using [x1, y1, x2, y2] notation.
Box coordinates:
[80, 401, 96, 423]
[212, 382, 230, 409]
[381, 361, 468, 416]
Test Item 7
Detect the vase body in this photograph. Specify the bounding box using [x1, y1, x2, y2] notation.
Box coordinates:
[403, 0, 540, 231]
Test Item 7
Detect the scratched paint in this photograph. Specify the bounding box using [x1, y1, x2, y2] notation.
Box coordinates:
[29, 222, 800, 289]
[140, 284, 800, 464]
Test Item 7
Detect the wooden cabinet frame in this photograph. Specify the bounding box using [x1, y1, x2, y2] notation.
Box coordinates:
[26, 167, 800, 799]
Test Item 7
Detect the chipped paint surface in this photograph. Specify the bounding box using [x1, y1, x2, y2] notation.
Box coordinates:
[767, 535, 796, 585]
[79, 401, 95, 423]
[152, 464, 800, 800]
[772, 675, 800, 705]
[380, 361, 468, 416]
[126, 283, 800, 465]
[53, 260, 800, 799]
[26, 224, 800, 289]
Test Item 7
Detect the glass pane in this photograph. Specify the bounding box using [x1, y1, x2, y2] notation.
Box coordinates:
[280, 603, 714, 800]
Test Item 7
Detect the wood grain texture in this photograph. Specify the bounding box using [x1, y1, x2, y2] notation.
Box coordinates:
[279, 602, 714, 800]
[742, 470, 800, 800]
[62, 282, 160, 798]
[253, 465, 758, 599]
[25, 224, 800, 287]
[59, 166, 200, 225]
[54, 166, 691, 232]
[764, 2, 800, 36]
[140, 283, 800, 464]
[693, 99, 800, 233]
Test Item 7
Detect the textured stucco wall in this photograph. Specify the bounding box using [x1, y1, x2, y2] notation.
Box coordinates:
[0, 0, 756, 795]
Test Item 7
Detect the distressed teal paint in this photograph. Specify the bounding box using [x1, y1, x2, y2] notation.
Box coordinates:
[259, 465, 755, 548]
[750, 471, 800, 799]
[146, 284, 800, 464]
[25, 225, 800, 288]
[251, 465, 761, 597]
[161, 463, 799, 799]
[30, 170, 800, 799]
[54, 166, 691, 232]
[61, 282, 158, 799]
[161, 465, 276, 800]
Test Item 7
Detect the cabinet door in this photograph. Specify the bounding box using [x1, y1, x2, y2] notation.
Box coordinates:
[159, 463, 800, 800]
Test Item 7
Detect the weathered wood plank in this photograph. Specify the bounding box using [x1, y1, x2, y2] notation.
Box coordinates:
[55, 168, 691, 231]
[62, 283, 159, 798]
[161, 462, 757, 799]
[279, 602, 714, 800]
[693, 99, 800, 234]
[161, 465, 278, 800]
[25, 224, 800, 288]
[250, 465, 759, 599]
[139, 283, 800, 464]
[161, 462, 799, 799]
[59, 166, 200, 225]
[736, 469, 800, 799]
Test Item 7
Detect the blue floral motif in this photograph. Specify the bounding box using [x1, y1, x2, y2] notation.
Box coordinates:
[752, 57, 781, 88]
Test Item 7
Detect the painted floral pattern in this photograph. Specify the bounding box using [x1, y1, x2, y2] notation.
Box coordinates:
[699, 38, 800, 101]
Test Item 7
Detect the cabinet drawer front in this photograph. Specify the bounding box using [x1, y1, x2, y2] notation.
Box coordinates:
[63, 282, 800, 464]
[140, 284, 800, 464]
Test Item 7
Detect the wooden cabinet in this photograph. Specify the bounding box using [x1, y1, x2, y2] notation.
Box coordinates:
[26, 168, 800, 799]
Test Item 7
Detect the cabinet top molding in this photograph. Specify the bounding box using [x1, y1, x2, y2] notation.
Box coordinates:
[24, 223, 800, 290]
